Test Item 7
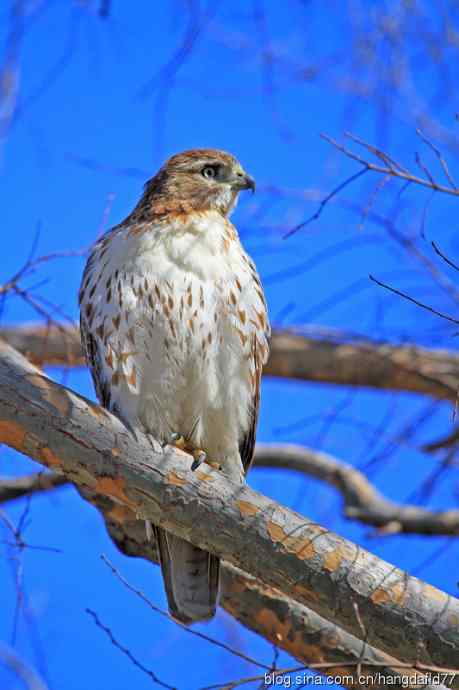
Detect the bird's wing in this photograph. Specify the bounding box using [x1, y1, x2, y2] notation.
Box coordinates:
[80, 313, 113, 411]
[239, 337, 263, 474]
[238, 260, 270, 475]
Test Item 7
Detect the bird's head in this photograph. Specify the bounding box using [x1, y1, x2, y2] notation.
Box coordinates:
[143, 149, 255, 217]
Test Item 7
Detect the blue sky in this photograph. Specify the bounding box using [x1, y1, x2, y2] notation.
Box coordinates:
[1, 2, 459, 689]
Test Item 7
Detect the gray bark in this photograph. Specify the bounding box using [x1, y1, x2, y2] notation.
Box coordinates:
[0, 340, 457, 677]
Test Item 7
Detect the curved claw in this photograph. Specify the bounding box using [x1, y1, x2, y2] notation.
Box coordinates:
[191, 450, 206, 471]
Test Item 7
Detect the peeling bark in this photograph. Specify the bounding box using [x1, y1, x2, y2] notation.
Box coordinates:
[4, 445, 459, 537]
[0, 341, 457, 677]
[104, 511, 444, 690]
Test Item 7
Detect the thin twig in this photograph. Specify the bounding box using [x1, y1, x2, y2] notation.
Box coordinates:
[431, 241, 459, 272]
[322, 132, 459, 197]
[101, 555, 271, 671]
[416, 128, 457, 189]
[283, 168, 368, 238]
[369, 274, 459, 325]
[86, 608, 176, 689]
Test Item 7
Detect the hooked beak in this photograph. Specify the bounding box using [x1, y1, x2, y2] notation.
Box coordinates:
[233, 172, 256, 193]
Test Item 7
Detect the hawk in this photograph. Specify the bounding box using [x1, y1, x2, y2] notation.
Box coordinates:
[79, 149, 270, 624]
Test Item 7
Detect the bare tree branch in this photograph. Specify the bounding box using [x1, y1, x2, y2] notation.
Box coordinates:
[0, 341, 457, 675]
[103, 511, 447, 690]
[85, 608, 175, 689]
[322, 131, 459, 198]
[5, 445, 459, 537]
[255, 444, 459, 535]
[1, 324, 458, 402]
[0, 642, 48, 690]
[267, 331, 459, 401]
[423, 428, 459, 453]
[0, 324, 83, 367]
[0, 472, 66, 504]
[369, 274, 459, 327]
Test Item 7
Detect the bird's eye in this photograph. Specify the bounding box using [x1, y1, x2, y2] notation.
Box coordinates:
[201, 166, 217, 179]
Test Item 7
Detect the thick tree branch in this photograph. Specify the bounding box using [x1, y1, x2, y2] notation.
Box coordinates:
[255, 444, 459, 535]
[0, 324, 84, 367]
[1, 324, 458, 401]
[0, 341, 457, 675]
[5, 445, 459, 537]
[266, 331, 458, 401]
[105, 514, 444, 690]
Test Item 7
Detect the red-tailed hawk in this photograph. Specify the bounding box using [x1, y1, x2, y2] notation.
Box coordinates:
[79, 149, 270, 623]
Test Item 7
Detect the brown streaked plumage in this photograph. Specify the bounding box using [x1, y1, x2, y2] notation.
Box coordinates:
[79, 148, 269, 624]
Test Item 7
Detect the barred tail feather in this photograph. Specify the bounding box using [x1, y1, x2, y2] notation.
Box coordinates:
[154, 526, 219, 624]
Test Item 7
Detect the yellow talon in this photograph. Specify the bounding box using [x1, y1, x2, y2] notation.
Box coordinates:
[166, 435, 221, 472]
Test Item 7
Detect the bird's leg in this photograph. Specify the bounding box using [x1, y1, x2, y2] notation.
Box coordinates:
[183, 416, 220, 471]
[162, 426, 221, 472]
